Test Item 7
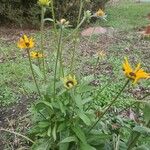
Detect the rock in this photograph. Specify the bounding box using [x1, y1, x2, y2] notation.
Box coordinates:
[81, 27, 107, 36]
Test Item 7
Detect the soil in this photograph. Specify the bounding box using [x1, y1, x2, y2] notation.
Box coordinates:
[1, 25, 150, 127]
[0, 21, 150, 149]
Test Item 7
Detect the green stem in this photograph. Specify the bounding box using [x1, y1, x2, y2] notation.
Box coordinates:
[70, 0, 84, 73]
[86, 26, 96, 46]
[27, 49, 41, 97]
[64, 16, 86, 41]
[88, 79, 130, 132]
[119, 92, 150, 114]
[59, 27, 64, 77]
[40, 6, 46, 82]
[115, 135, 120, 150]
[93, 57, 99, 76]
[127, 132, 140, 150]
[70, 37, 77, 73]
[77, 0, 83, 24]
[50, 0, 57, 36]
[37, 57, 41, 70]
[53, 28, 63, 100]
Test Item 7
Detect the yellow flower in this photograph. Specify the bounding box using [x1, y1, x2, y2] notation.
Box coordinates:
[123, 57, 150, 84]
[30, 51, 43, 59]
[17, 35, 34, 49]
[96, 9, 105, 17]
[62, 75, 77, 89]
[38, 0, 51, 7]
[97, 50, 106, 59]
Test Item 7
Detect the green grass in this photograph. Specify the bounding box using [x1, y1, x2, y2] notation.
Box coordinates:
[99, 0, 150, 31]
[0, 0, 150, 107]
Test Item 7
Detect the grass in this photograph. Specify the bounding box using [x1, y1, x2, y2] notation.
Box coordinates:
[0, 1, 150, 149]
[0, 0, 150, 107]
[99, 0, 150, 31]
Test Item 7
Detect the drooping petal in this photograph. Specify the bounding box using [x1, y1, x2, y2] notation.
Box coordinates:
[134, 63, 141, 73]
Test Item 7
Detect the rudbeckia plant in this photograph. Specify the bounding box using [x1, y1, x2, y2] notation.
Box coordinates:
[5, 0, 149, 150]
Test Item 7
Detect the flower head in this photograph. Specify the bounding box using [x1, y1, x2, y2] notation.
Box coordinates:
[97, 50, 106, 59]
[123, 57, 150, 84]
[17, 35, 34, 49]
[96, 9, 105, 17]
[62, 75, 77, 89]
[30, 51, 43, 59]
[38, 0, 51, 7]
[57, 18, 70, 28]
[84, 10, 92, 20]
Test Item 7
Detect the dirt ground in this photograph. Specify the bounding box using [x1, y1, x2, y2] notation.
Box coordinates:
[0, 20, 150, 149]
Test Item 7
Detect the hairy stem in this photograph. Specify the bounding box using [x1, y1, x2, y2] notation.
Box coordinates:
[53, 28, 63, 100]
[70, 0, 84, 72]
[40, 6, 46, 82]
[50, 0, 57, 36]
[27, 49, 41, 97]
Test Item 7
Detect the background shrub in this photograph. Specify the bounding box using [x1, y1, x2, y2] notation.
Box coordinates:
[0, 0, 110, 27]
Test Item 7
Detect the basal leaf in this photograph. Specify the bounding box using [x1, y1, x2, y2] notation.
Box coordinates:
[59, 136, 77, 144]
[133, 126, 150, 135]
[72, 126, 87, 144]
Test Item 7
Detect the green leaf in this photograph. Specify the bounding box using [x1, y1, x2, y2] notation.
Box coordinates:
[134, 144, 150, 150]
[39, 101, 53, 110]
[58, 100, 66, 115]
[77, 110, 91, 126]
[38, 121, 50, 128]
[143, 104, 150, 124]
[59, 143, 69, 150]
[133, 126, 150, 135]
[78, 85, 94, 93]
[59, 136, 77, 144]
[47, 126, 51, 137]
[57, 89, 67, 96]
[31, 139, 51, 150]
[72, 126, 87, 143]
[44, 18, 54, 22]
[82, 97, 93, 105]
[81, 75, 94, 85]
[75, 94, 83, 109]
[80, 143, 96, 150]
[52, 123, 57, 141]
[32, 64, 44, 79]
[57, 122, 66, 132]
[87, 134, 111, 145]
[24, 82, 37, 92]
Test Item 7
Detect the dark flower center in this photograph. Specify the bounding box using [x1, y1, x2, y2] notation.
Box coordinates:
[35, 53, 39, 57]
[25, 42, 30, 47]
[129, 72, 136, 77]
[66, 80, 74, 87]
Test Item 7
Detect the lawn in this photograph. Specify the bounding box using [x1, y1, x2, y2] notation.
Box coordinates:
[0, 0, 150, 149]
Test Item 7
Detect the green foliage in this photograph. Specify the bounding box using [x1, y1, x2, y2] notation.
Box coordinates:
[0, 0, 40, 26]
[53, 0, 110, 26]
[1, 0, 150, 149]
[0, 0, 110, 27]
